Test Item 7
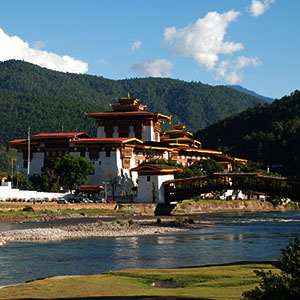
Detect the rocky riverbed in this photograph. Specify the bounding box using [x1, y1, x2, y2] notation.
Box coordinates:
[0, 217, 212, 246]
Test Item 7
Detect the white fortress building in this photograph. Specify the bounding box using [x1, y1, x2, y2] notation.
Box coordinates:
[7, 95, 246, 202]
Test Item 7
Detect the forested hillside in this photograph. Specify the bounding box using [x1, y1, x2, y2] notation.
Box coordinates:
[195, 90, 300, 178]
[0, 60, 264, 146]
[227, 85, 274, 103]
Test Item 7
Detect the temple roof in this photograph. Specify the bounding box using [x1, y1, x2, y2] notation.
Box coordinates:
[130, 164, 182, 173]
[73, 137, 143, 144]
[32, 132, 91, 139]
[79, 185, 104, 192]
[86, 111, 171, 122]
[160, 137, 202, 146]
[162, 129, 193, 137]
[176, 146, 222, 155]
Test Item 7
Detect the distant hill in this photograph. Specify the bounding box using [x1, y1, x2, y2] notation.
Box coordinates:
[195, 90, 300, 178]
[227, 85, 274, 103]
[0, 60, 264, 146]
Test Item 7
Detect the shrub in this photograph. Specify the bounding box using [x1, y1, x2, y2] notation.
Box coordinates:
[242, 238, 300, 300]
[117, 219, 125, 226]
[22, 206, 34, 212]
[128, 219, 134, 226]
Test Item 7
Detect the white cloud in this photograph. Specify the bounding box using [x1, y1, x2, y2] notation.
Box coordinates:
[131, 59, 173, 77]
[131, 40, 142, 53]
[215, 56, 262, 84]
[32, 40, 47, 50]
[236, 56, 262, 68]
[249, 0, 275, 17]
[164, 10, 243, 69]
[0, 28, 88, 73]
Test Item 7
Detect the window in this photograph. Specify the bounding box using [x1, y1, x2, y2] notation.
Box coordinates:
[80, 149, 85, 157]
[147, 176, 151, 182]
[23, 160, 28, 168]
[106, 148, 111, 157]
[99, 161, 101, 165]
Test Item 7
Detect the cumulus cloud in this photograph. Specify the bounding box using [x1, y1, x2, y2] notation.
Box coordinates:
[32, 40, 48, 50]
[131, 59, 173, 77]
[215, 56, 262, 84]
[131, 40, 142, 53]
[0, 28, 88, 73]
[164, 10, 243, 69]
[249, 0, 275, 17]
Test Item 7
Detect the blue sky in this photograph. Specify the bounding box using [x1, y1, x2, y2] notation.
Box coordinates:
[0, 0, 298, 99]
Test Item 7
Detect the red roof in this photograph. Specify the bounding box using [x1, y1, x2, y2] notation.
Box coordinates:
[8, 139, 27, 145]
[31, 132, 91, 139]
[74, 138, 143, 144]
[79, 185, 104, 191]
[131, 164, 182, 173]
[177, 146, 222, 154]
[86, 111, 171, 121]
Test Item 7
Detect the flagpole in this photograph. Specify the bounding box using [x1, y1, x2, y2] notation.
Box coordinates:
[27, 126, 31, 177]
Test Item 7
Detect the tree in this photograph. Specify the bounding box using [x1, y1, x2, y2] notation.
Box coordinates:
[41, 154, 95, 192]
[13, 172, 32, 190]
[104, 171, 121, 201]
[194, 159, 224, 176]
[118, 174, 134, 197]
[242, 238, 300, 300]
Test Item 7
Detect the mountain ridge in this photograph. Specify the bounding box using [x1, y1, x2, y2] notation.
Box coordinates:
[227, 85, 274, 103]
[195, 90, 300, 178]
[0, 60, 264, 146]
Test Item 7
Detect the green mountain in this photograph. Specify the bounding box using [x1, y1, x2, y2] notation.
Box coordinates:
[227, 85, 274, 103]
[0, 59, 264, 147]
[194, 90, 300, 178]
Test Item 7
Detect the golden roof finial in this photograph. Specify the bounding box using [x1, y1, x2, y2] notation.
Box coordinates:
[127, 92, 130, 99]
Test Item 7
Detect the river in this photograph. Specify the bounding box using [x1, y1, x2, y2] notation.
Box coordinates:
[0, 210, 299, 287]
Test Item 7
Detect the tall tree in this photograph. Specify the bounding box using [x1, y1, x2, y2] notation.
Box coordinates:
[41, 154, 95, 192]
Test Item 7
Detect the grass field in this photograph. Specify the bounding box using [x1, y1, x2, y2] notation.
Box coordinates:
[0, 262, 274, 300]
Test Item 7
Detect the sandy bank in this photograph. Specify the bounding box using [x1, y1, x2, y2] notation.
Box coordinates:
[0, 218, 212, 245]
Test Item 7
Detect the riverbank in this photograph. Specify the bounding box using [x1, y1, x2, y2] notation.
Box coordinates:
[0, 217, 213, 245]
[0, 261, 274, 299]
[0, 199, 297, 223]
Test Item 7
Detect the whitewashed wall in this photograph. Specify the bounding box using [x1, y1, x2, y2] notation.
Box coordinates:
[134, 173, 174, 203]
[96, 126, 105, 138]
[0, 182, 66, 200]
[142, 125, 155, 141]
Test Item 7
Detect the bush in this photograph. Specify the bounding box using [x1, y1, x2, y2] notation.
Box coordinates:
[117, 219, 125, 226]
[242, 238, 300, 300]
[128, 219, 134, 226]
[22, 206, 34, 212]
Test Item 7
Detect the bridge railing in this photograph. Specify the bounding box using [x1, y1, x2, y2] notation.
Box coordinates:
[163, 173, 300, 202]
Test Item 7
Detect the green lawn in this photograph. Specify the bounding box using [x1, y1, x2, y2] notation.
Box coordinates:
[0, 207, 130, 217]
[0, 262, 274, 300]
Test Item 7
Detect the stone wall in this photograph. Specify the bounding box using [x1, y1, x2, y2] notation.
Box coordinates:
[118, 200, 293, 216]
[0, 200, 295, 216]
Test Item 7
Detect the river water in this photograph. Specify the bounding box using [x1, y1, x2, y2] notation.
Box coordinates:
[0, 211, 300, 287]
